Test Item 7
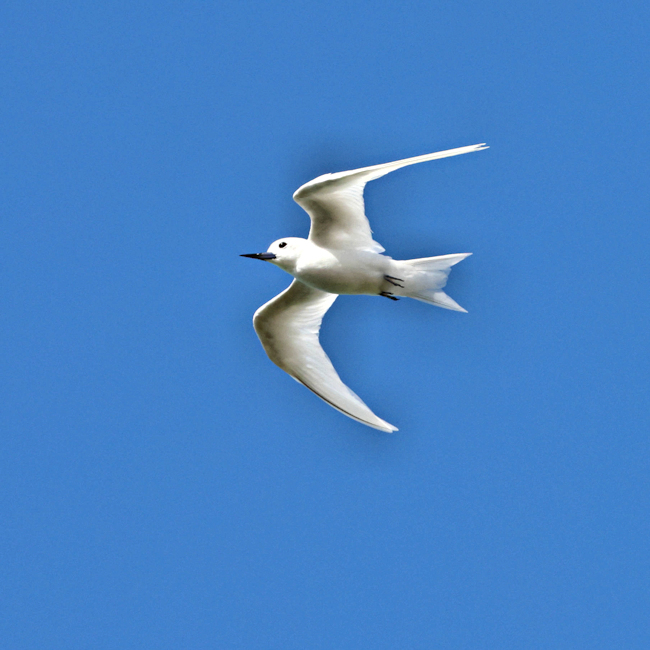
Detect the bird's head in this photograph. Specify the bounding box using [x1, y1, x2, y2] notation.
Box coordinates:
[240, 237, 307, 273]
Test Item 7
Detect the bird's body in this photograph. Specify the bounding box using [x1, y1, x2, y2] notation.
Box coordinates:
[242, 143, 488, 432]
[278, 239, 389, 295]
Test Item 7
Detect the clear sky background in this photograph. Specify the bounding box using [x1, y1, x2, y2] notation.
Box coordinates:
[2, 1, 649, 648]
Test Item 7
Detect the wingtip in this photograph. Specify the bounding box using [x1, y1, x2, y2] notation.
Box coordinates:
[362, 414, 398, 432]
[376, 420, 399, 433]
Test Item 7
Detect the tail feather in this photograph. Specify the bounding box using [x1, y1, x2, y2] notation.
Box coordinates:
[416, 290, 468, 312]
[392, 253, 471, 312]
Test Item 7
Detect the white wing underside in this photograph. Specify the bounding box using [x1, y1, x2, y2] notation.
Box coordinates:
[253, 280, 397, 432]
[293, 143, 488, 253]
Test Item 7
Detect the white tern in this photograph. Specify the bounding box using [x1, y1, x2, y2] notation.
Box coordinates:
[242, 143, 488, 432]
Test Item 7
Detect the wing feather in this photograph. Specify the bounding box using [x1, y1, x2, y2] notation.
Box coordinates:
[293, 143, 488, 252]
[253, 280, 397, 432]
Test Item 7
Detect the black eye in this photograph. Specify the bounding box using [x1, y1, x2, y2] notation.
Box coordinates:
[278, 242, 287, 248]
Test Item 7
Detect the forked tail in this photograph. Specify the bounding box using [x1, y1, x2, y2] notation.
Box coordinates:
[391, 253, 471, 312]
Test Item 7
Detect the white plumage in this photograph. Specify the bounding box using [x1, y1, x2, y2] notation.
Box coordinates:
[242, 143, 488, 432]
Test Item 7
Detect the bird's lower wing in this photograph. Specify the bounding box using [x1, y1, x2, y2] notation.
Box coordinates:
[293, 143, 488, 253]
[253, 280, 397, 432]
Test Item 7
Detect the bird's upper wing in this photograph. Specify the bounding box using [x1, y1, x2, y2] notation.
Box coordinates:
[293, 143, 488, 253]
[253, 279, 397, 432]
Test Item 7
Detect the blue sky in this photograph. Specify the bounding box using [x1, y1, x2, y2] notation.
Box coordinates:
[2, 1, 649, 648]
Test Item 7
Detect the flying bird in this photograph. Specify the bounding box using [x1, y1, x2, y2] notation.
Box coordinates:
[242, 143, 488, 432]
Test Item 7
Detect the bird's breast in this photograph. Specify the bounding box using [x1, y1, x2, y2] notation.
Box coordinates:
[294, 248, 388, 295]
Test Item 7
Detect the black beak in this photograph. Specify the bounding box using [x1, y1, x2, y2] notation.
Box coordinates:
[240, 252, 277, 261]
